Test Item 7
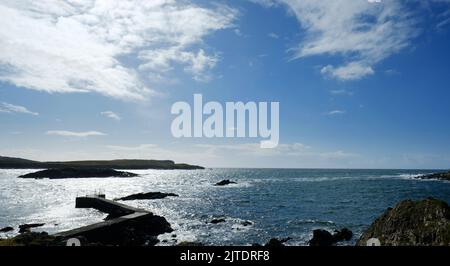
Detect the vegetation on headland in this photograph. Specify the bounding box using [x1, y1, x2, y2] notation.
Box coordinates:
[0, 156, 204, 170]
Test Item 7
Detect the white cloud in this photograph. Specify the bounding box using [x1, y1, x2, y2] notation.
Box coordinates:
[321, 62, 374, 80]
[46, 130, 106, 137]
[0, 102, 38, 115]
[0, 1, 237, 100]
[327, 110, 346, 116]
[101, 111, 121, 121]
[254, 0, 419, 80]
[268, 32, 279, 39]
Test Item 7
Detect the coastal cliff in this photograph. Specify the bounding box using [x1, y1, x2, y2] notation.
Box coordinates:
[357, 198, 450, 246]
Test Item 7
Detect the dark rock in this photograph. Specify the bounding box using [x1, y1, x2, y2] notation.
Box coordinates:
[214, 180, 237, 186]
[241, 221, 253, 226]
[357, 198, 450, 246]
[115, 192, 178, 201]
[67, 213, 172, 246]
[0, 226, 14, 233]
[309, 228, 353, 246]
[210, 218, 226, 224]
[333, 228, 353, 242]
[264, 237, 292, 247]
[18, 223, 45, 233]
[418, 171, 450, 181]
[18, 168, 138, 179]
[309, 229, 334, 246]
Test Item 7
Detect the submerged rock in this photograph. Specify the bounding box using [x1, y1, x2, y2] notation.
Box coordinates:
[418, 171, 450, 181]
[357, 198, 450, 246]
[214, 180, 237, 186]
[0, 226, 14, 233]
[115, 192, 179, 201]
[241, 221, 253, 226]
[18, 223, 45, 233]
[18, 168, 138, 179]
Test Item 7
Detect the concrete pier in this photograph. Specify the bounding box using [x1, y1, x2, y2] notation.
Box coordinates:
[54, 195, 170, 243]
[75, 195, 147, 217]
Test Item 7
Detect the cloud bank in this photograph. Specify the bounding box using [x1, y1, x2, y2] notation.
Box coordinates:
[0, 0, 237, 100]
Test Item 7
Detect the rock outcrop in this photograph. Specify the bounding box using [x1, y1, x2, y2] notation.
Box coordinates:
[18, 223, 45, 233]
[240, 221, 253, 226]
[0, 226, 14, 233]
[309, 228, 353, 246]
[19, 168, 138, 179]
[357, 198, 450, 246]
[418, 171, 450, 181]
[115, 192, 179, 201]
[214, 180, 237, 186]
[209, 218, 226, 224]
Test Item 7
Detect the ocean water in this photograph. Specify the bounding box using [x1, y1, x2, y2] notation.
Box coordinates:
[1, 168, 449, 246]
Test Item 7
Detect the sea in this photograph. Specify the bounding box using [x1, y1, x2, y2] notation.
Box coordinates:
[1, 168, 449, 246]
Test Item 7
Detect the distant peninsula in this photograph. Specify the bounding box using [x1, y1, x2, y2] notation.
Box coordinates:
[18, 168, 139, 179]
[0, 156, 204, 170]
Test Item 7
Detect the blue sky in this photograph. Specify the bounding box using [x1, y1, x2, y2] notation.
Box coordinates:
[1, 0, 450, 169]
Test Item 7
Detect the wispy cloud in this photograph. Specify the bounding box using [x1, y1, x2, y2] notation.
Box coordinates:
[327, 110, 346, 116]
[0, 102, 38, 115]
[46, 130, 106, 137]
[254, 0, 421, 80]
[101, 111, 121, 121]
[321, 62, 374, 81]
[106, 144, 156, 151]
[0, 1, 238, 100]
[330, 89, 353, 96]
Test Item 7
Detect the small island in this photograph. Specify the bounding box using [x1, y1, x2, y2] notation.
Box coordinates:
[18, 168, 139, 179]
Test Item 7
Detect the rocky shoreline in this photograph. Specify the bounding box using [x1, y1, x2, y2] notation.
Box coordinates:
[2, 197, 449, 246]
[418, 171, 450, 181]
